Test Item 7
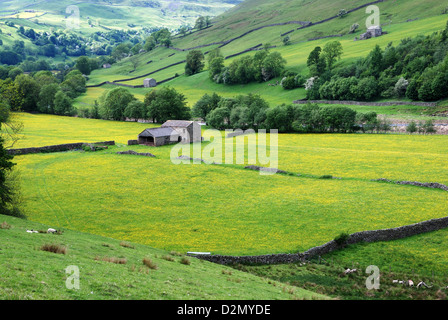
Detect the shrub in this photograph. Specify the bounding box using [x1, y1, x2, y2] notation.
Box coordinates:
[1, 221, 11, 229]
[41, 243, 67, 255]
[180, 257, 191, 265]
[142, 257, 158, 270]
[334, 232, 350, 246]
[162, 255, 175, 262]
[319, 175, 334, 179]
[406, 121, 418, 134]
[95, 256, 127, 264]
[120, 241, 135, 249]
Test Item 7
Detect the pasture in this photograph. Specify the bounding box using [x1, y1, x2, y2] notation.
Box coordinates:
[10, 114, 448, 263]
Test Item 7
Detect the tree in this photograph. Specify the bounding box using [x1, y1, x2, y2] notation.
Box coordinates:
[0, 51, 22, 65]
[283, 36, 291, 46]
[146, 87, 190, 124]
[192, 93, 222, 120]
[195, 16, 206, 30]
[322, 41, 343, 69]
[144, 36, 156, 52]
[54, 91, 75, 116]
[8, 68, 23, 81]
[406, 121, 418, 134]
[75, 56, 91, 75]
[206, 107, 230, 130]
[38, 83, 59, 114]
[61, 70, 86, 99]
[0, 134, 16, 216]
[261, 52, 287, 81]
[368, 45, 384, 78]
[422, 119, 436, 134]
[207, 48, 223, 66]
[99, 87, 136, 121]
[394, 77, 409, 98]
[209, 56, 225, 81]
[15, 74, 40, 112]
[185, 50, 205, 76]
[124, 100, 146, 121]
[349, 23, 359, 34]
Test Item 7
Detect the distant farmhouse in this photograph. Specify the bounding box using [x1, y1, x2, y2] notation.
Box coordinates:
[144, 78, 157, 88]
[357, 26, 383, 40]
[138, 120, 202, 147]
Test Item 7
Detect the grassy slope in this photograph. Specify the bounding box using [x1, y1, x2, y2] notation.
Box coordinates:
[78, 0, 448, 121]
[0, 214, 326, 300]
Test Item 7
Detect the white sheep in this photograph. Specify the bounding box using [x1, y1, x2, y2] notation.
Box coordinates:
[26, 229, 38, 233]
[417, 281, 432, 289]
[47, 228, 57, 234]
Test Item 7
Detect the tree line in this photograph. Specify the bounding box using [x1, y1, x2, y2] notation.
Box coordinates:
[191, 92, 402, 134]
[0, 67, 85, 116]
[303, 21, 448, 102]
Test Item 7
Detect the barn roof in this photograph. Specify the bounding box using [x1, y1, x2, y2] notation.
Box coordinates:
[161, 120, 194, 128]
[139, 127, 179, 138]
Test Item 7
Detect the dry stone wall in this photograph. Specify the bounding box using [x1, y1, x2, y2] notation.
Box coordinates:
[8, 141, 115, 155]
[193, 216, 448, 265]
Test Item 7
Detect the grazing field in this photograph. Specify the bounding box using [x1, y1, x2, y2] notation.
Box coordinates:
[10, 114, 448, 259]
[0, 215, 323, 300]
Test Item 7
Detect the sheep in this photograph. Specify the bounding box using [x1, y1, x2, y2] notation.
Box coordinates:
[47, 228, 57, 234]
[26, 229, 38, 233]
[407, 280, 414, 287]
[417, 281, 432, 289]
[344, 268, 357, 275]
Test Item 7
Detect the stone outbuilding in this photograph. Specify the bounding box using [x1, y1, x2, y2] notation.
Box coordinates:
[144, 78, 157, 88]
[359, 26, 383, 40]
[138, 120, 202, 147]
[103, 63, 111, 69]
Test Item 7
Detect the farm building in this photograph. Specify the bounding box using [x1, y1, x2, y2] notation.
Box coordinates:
[103, 63, 111, 69]
[138, 120, 202, 147]
[359, 26, 383, 40]
[144, 78, 157, 88]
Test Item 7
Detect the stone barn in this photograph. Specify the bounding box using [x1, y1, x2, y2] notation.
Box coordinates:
[144, 78, 157, 88]
[360, 26, 383, 40]
[138, 120, 202, 147]
[161, 120, 202, 144]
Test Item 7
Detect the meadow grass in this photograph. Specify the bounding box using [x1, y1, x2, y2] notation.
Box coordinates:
[9, 113, 448, 257]
[0, 214, 322, 300]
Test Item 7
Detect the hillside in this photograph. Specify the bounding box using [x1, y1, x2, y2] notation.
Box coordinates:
[0, 0, 242, 31]
[0, 214, 326, 300]
[78, 0, 448, 117]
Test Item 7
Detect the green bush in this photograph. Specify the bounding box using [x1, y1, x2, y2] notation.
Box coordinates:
[334, 232, 350, 246]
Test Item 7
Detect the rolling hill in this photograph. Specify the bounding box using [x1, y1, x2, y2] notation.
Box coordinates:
[77, 0, 448, 116]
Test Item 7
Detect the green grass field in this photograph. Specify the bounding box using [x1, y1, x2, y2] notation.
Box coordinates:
[8, 114, 448, 262]
[0, 214, 325, 300]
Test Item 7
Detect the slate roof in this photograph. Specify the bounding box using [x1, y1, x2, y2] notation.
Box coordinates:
[139, 127, 179, 138]
[161, 120, 194, 128]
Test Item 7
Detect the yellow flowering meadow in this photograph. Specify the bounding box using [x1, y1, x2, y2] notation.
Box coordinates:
[7, 113, 448, 255]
